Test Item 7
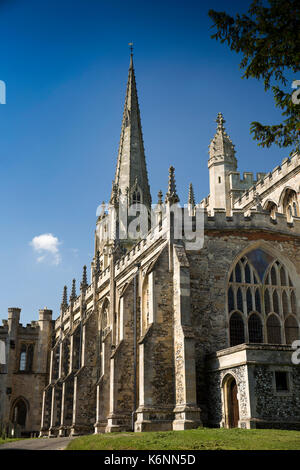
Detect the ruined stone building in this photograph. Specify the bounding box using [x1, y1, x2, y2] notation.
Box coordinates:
[1, 54, 300, 436]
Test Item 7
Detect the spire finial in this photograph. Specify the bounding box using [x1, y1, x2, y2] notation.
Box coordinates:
[70, 279, 77, 301]
[157, 190, 163, 205]
[61, 285, 68, 312]
[80, 266, 88, 290]
[128, 42, 134, 56]
[188, 183, 195, 206]
[209, 112, 236, 166]
[216, 112, 225, 131]
[165, 166, 179, 204]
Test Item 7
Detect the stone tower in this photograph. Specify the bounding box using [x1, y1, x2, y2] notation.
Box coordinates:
[208, 112, 237, 215]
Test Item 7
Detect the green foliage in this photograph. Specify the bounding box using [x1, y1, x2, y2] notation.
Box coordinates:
[208, 0, 300, 154]
[66, 427, 300, 451]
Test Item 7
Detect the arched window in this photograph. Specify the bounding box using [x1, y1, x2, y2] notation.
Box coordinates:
[282, 290, 289, 316]
[282, 188, 299, 221]
[255, 288, 261, 313]
[273, 291, 280, 314]
[284, 316, 299, 344]
[267, 315, 282, 344]
[132, 191, 141, 204]
[237, 288, 243, 312]
[228, 249, 298, 346]
[271, 266, 277, 285]
[19, 343, 34, 372]
[264, 289, 271, 314]
[229, 312, 245, 346]
[264, 201, 278, 219]
[246, 288, 253, 314]
[291, 291, 297, 314]
[245, 264, 251, 283]
[19, 345, 26, 371]
[280, 267, 286, 286]
[235, 263, 242, 283]
[248, 314, 263, 343]
[228, 287, 234, 313]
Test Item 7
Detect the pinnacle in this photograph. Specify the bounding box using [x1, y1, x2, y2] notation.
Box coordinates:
[188, 183, 195, 206]
[80, 265, 88, 290]
[157, 190, 163, 205]
[61, 285, 68, 311]
[70, 279, 77, 301]
[95, 250, 101, 274]
[165, 166, 179, 204]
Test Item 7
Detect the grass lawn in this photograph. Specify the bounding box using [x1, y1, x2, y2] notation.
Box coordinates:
[0, 438, 23, 445]
[66, 427, 300, 451]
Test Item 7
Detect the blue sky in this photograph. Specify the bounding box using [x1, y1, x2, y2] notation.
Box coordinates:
[0, 0, 294, 324]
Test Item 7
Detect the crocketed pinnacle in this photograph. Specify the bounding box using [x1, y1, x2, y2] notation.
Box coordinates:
[70, 279, 77, 301]
[188, 183, 195, 206]
[80, 265, 88, 290]
[112, 54, 152, 208]
[157, 190, 163, 205]
[209, 112, 237, 169]
[61, 285, 68, 311]
[95, 250, 101, 274]
[165, 166, 179, 204]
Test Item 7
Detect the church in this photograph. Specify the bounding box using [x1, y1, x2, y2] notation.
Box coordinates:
[1, 53, 300, 437]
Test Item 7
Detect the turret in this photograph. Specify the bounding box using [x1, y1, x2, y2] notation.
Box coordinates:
[208, 112, 237, 215]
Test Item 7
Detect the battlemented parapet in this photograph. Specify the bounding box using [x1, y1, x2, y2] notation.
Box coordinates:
[233, 153, 300, 210]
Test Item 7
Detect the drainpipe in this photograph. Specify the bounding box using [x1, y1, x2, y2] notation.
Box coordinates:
[132, 263, 140, 432]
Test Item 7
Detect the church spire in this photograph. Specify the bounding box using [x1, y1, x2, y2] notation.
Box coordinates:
[112, 52, 152, 208]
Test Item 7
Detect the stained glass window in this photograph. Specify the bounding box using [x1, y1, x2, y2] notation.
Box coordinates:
[249, 314, 263, 343]
[230, 313, 245, 346]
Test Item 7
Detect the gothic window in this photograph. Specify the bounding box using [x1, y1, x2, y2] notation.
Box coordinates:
[291, 291, 297, 314]
[235, 263, 242, 283]
[265, 289, 271, 314]
[273, 291, 280, 314]
[132, 191, 141, 204]
[280, 267, 286, 286]
[19, 345, 26, 371]
[255, 288, 261, 313]
[270, 266, 277, 285]
[267, 314, 282, 344]
[264, 201, 278, 219]
[228, 249, 298, 346]
[282, 290, 289, 316]
[246, 288, 253, 313]
[245, 264, 251, 283]
[248, 313, 263, 343]
[19, 343, 34, 372]
[228, 287, 235, 313]
[237, 288, 243, 312]
[229, 312, 245, 346]
[282, 188, 299, 222]
[284, 316, 299, 344]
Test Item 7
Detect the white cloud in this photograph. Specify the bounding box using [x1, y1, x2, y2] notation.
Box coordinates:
[30, 233, 61, 266]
